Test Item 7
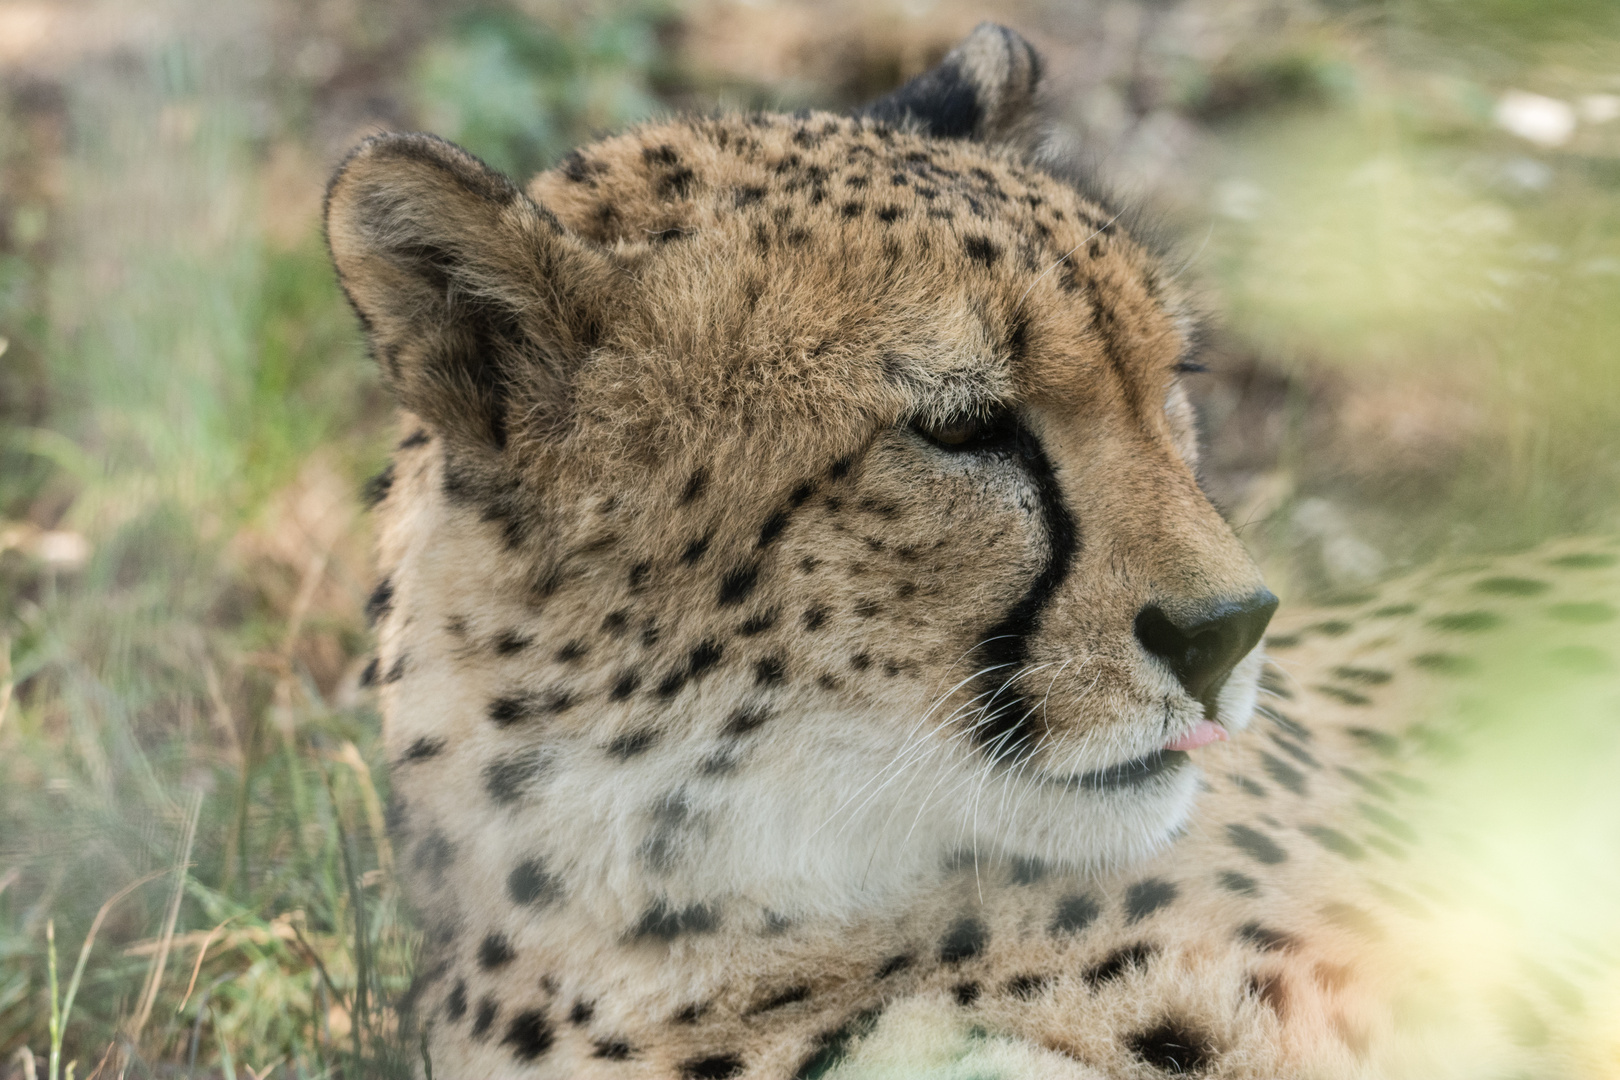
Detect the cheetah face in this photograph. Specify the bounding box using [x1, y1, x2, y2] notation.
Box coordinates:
[328, 74, 1273, 918]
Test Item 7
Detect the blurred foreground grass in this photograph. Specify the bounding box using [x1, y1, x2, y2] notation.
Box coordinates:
[0, 0, 1617, 1075]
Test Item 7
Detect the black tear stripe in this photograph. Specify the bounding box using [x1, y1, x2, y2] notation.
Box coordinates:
[968, 421, 1079, 761]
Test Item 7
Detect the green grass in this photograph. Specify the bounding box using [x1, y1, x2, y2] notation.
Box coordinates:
[1, 0, 1617, 1074]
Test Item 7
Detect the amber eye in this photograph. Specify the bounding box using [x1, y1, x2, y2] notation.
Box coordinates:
[910, 408, 1017, 453]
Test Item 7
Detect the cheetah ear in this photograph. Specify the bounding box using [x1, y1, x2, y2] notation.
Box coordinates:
[856, 23, 1043, 143]
[324, 133, 620, 451]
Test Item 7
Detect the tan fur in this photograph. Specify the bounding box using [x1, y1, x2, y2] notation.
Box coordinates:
[323, 25, 1620, 1080]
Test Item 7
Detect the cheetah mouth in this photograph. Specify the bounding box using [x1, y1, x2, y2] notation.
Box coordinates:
[1046, 749, 1191, 792]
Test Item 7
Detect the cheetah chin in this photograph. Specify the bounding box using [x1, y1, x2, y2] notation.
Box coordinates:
[326, 22, 1620, 1080]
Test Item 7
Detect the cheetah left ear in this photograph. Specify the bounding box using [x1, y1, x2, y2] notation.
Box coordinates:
[325, 133, 621, 453]
[856, 23, 1043, 143]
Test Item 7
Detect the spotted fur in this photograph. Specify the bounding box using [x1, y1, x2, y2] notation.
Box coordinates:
[327, 24, 1620, 1080]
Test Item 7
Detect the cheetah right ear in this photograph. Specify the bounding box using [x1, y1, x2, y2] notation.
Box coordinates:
[856, 23, 1044, 143]
[325, 133, 621, 451]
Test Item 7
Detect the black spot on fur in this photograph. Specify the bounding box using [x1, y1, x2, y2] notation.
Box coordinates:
[1219, 871, 1259, 895]
[483, 750, 546, 805]
[628, 562, 650, 590]
[681, 1055, 744, 1079]
[1314, 684, 1372, 706]
[758, 510, 790, 547]
[689, 639, 723, 678]
[471, 997, 498, 1039]
[366, 578, 394, 625]
[478, 933, 515, 969]
[1050, 893, 1100, 935]
[1338, 766, 1393, 799]
[1412, 651, 1477, 675]
[962, 235, 1000, 267]
[603, 609, 631, 636]
[725, 705, 771, 736]
[503, 1009, 554, 1061]
[938, 917, 988, 963]
[445, 980, 468, 1021]
[508, 858, 561, 907]
[682, 469, 709, 503]
[1550, 551, 1617, 569]
[1333, 665, 1393, 685]
[632, 901, 719, 941]
[1006, 974, 1053, 999]
[802, 606, 828, 630]
[488, 695, 533, 726]
[402, 737, 444, 763]
[363, 462, 394, 507]
[682, 536, 711, 564]
[754, 655, 787, 686]
[1230, 774, 1267, 797]
[608, 729, 659, 759]
[747, 985, 811, 1014]
[1347, 727, 1401, 756]
[719, 565, 760, 607]
[568, 1000, 594, 1026]
[1128, 1021, 1212, 1074]
[610, 669, 641, 700]
[953, 981, 980, 1005]
[733, 185, 767, 207]
[876, 954, 912, 979]
[673, 1002, 709, 1024]
[1227, 824, 1289, 864]
[359, 657, 379, 688]
[1303, 825, 1367, 860]
[739, 610, 777, 636]
[1429, 610, 1502, 633]
[493, 630, 531, 656]
[383, 655, 406, 684]
[399, 428, 430, 449]
[1083, 943, 1157, 987]
[1260, 753, 1308, 795]
[1238, 923, 1297, 952]
[793, 1009, 883, 1079]
[593, 1039, 635, 1060]
[1126, 879, 1179, 922]
[413, 831, 455, 885]
[1269, 734, 1320, 768]
[657, 669, 688, 698]
[555, 639, 588, 663]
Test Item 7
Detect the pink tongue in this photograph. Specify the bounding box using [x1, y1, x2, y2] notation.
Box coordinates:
[1165, 720, 1229, 752]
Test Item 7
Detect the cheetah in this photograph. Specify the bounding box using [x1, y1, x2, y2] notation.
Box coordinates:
[325, 24, 1620, 1079]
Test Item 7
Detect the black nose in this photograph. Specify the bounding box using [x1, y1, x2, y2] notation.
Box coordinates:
[1134, 590, 1279, 711]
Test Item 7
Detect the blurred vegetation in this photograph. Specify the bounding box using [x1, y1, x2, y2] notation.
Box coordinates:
[0, 0, 1616, 1075]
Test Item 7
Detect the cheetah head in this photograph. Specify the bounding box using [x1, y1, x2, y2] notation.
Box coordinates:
[327, 25, 1275, 926]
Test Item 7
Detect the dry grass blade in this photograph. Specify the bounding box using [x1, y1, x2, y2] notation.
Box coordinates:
[127, 790, 203, 1048]
[177, 914, 241, 1012]
[58, 869, 168, 1055]
[336, 741, 393, 879]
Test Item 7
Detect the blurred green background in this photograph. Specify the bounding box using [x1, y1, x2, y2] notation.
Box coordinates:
[0, 0, 1616, 1075]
